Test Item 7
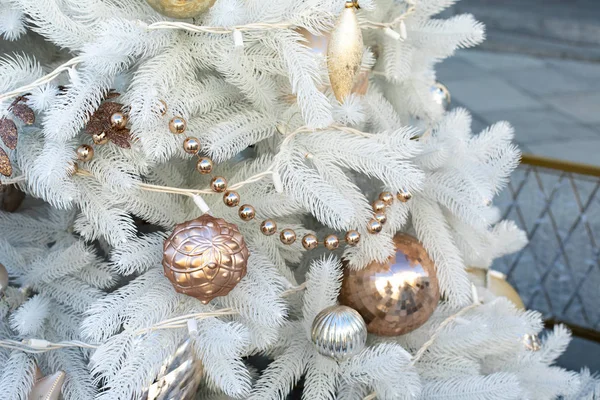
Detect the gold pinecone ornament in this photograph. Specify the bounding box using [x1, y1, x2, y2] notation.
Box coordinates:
[328, 1, 364, 103]
[163, 215, 249, 304]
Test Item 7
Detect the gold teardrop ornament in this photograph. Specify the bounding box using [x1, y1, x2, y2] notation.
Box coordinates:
[328, 1, 364, 103]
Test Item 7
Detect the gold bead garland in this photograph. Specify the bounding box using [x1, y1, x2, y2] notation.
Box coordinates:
[162, 109, 413, 252]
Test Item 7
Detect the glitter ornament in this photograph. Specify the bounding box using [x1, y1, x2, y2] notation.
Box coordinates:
[311, 305, 367, 361]
[340, 234, 440, 336]
[328, 1, 364, 102]
[163, 215, 249, 304]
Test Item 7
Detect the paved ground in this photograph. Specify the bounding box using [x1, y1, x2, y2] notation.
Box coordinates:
[438, 49, 600, 166]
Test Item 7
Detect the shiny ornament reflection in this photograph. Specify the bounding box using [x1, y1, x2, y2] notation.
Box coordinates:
[523, 334, 541, 352]
[142, 339, 204, 400]
[311, 305, 367, 361]
[431, 82, 451, 110]
[466, 268, 525, 310]
[340, 234, 440, 336]
[163, 215, 248, 304]
[145, 0, 216, 19]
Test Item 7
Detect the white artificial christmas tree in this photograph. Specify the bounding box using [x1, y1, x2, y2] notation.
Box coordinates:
[0, 0, 594, 399]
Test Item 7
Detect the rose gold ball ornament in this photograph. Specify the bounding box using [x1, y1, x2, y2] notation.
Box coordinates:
[163, 215, 249, 304]
[302, 234, 319, 250]
[238, 204, 256, 221]
[76, 144, 94, 162]
[145, 0, 216, 19]
[210, 176, 227, 193]
[328, 1, 364, 103]
[345, 230, 361, 246]
[280, 229, 297, 245]
[183, 137, 200, 155]
[110, 112, 128, 129]
[260, 220, 277, 236]
[366, 218, 383, 234]
[379, 192, 394, 206]
[196, 158, 213, 175]
[374, 212, 387, 225]
[324, 235, 340, 251]
[169, 116, 187, 134]
[397, 191, 413, 203]
[223, 191, 241, 208]
[92, 132, 109, 145]
[339, 234, 440, 336]
[372, 199, 386, 213]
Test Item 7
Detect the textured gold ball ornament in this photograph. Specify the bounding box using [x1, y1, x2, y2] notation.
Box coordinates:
[238, 204, 256, 221]
[311, 305, 368, 361]
[162, 214, 248, 304]
[76, 144, 94, 162]
[196, 158, 213, 175]
[260, 220, 277, 236]
[110, 112, 128, 129]
[324, 235, 340, 251]
[345, 230, 361, 246]
[280, 229, 297, 245]
[302, 234, 319, 250]
[183, 137, 200, 155]
[223, 191, 241, 208]
[145, 0, 216, 19]
[169, 116, 187, 134]
[339, 234, 440, 336]
[210, 176, 227, 193]
[328, 1, 364, 103]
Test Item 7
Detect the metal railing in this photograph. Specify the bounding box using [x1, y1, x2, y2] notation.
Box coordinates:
[494, 154, 600, 337]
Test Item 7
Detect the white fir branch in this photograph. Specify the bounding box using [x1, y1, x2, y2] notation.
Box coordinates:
[0, 351, 36, 400]
[419, 372, 522, 400]
[303, 355, 339, 400]
[110, 232, 168, 275]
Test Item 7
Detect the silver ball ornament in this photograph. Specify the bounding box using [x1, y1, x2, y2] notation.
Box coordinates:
[311, 305, 367, 361]
[431, 82, 451, 110]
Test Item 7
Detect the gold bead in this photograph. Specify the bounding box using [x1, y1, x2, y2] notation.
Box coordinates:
[324, 235, 340, 251]
[280, 229, 297, 245]
[223, 191, 240, 208]
[158, 100, 168, 116]
[92, 132, 109, 145]
[260, 220, 277, 236]
[398, 191, 413, 203]
[211, 176, 228, 193]
[373, 199, 386, 213]
[183, 137, 200, 155]
[76, 144, 94, 162]
[169, 116, 187, 134]
[239, 204, 256, 221]
[345, 230, 361, 246]
[302, 234, 319, 250]
[196, 157, 213, 175]
[379, 192, 394, 206]
[110, 112, 128, 129]
[374, 212, 387, 225]
[367, 219, 383, 234]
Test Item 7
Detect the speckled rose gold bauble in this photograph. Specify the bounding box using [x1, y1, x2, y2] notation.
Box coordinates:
[339, 234, 440, 336]
[163, 215, 249, 304]
[145, 0, 216, 19]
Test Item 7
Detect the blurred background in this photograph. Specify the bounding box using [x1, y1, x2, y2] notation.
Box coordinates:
[438, 0, 600, 374]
